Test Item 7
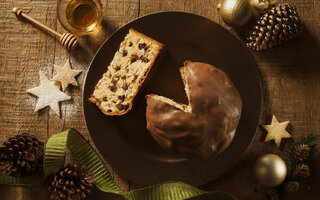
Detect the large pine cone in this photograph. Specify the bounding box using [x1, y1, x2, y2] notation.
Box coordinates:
[247, 3, 303, 51]
[0, 133, 44, 177]
[48, 164, 94, 200]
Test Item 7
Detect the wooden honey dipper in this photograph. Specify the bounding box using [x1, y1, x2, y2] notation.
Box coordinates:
[12, 7, 78, 50]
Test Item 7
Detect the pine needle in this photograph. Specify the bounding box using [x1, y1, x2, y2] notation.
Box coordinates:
[287, 134, 319, 167]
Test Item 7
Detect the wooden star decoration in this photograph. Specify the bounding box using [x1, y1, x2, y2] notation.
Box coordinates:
[262, 115, 292, 148]
[52, 59, 81, 91]
[27, 71, 71, 117]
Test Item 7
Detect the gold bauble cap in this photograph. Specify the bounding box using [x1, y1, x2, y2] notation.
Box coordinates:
[250, 0, 270, 13]
[218, 0, 253, 27]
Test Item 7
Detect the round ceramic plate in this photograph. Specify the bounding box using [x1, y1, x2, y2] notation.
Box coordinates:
[83, 12, 262, 186]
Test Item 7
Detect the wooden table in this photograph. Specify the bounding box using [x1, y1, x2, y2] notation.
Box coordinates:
[0, 0, 319, 199]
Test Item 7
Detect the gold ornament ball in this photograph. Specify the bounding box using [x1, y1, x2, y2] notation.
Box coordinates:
[218, 0, 253, 27]
[254, 154, 287, 187]
[250, 0, 270, 13]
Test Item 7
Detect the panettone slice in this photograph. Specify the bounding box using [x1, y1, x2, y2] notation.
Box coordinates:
[89, 29, 164, 115]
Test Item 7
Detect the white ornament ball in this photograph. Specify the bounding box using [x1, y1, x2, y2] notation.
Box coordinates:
[254, 154, 287, 187]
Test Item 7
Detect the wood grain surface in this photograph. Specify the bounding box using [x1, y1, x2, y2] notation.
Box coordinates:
[0, 0, 319, 199]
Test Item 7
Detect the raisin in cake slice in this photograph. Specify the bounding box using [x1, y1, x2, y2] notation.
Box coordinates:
[89, 29, 164, 115]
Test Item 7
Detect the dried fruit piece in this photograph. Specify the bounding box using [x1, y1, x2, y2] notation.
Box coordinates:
[116, 103, 129, 111]
[122, 84, 128, 90]
[118, 95, 125, 101]
[109, 85, 117, 92]
[122, 50, 128, 57]
[111, 79, 118, 84]
[96, 99, 101, 106]
[131, 54, 139, 63]
[132, 75, 138, 82]
[140, 55, 150, 63]
[138, 43, 147, 50]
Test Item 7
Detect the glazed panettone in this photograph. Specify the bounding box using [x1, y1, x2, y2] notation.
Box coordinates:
[89, 29, 164, 115]
[146, 61, 242, 159]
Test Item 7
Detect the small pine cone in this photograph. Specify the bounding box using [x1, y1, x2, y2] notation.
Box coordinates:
[284, 181, 299, 193]
[265, 189, 279, 200]
[247, 3, 303, 51]
[0, 133, 44, 177]
[48, 164, 94, 200]
[294, 144, 310, 162]
[292, 164, 310, 179]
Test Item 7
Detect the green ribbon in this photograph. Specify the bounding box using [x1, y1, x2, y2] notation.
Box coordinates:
[0, 128, 236, 200]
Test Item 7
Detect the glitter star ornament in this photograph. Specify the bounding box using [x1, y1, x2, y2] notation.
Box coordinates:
[27, 71, 71, 117]
[262, 115, 292, 147]
[52, 59, 81, 91]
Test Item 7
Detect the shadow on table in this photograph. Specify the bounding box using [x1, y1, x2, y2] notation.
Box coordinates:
[249, 26, 320, 77]
[0, 185, 49, 200]
[72, 19, 118, 61]
[88, 186, 126, 200]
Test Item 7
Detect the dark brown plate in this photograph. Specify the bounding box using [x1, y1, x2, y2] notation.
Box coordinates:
[83, 12, 261, 186]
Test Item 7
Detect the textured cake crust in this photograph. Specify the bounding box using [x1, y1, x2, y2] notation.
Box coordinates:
[89, 29, 164, 115]
[146, 61, 242, 159]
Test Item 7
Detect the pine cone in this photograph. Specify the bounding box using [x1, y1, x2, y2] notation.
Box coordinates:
[294, 144, 310, 162]
[0, 133, 44, 177]
[284, 181, 299, 193]
[292, 164, 310, 179]
[265, 189, 279, 200]
[48, 164, 94, 200]
[247, 3, 303, 51]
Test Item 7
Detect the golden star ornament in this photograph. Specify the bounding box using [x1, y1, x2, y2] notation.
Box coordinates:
[262, 115, 292, 148]
[27, 71, 71, 117]
[52, 59, 81, 91]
